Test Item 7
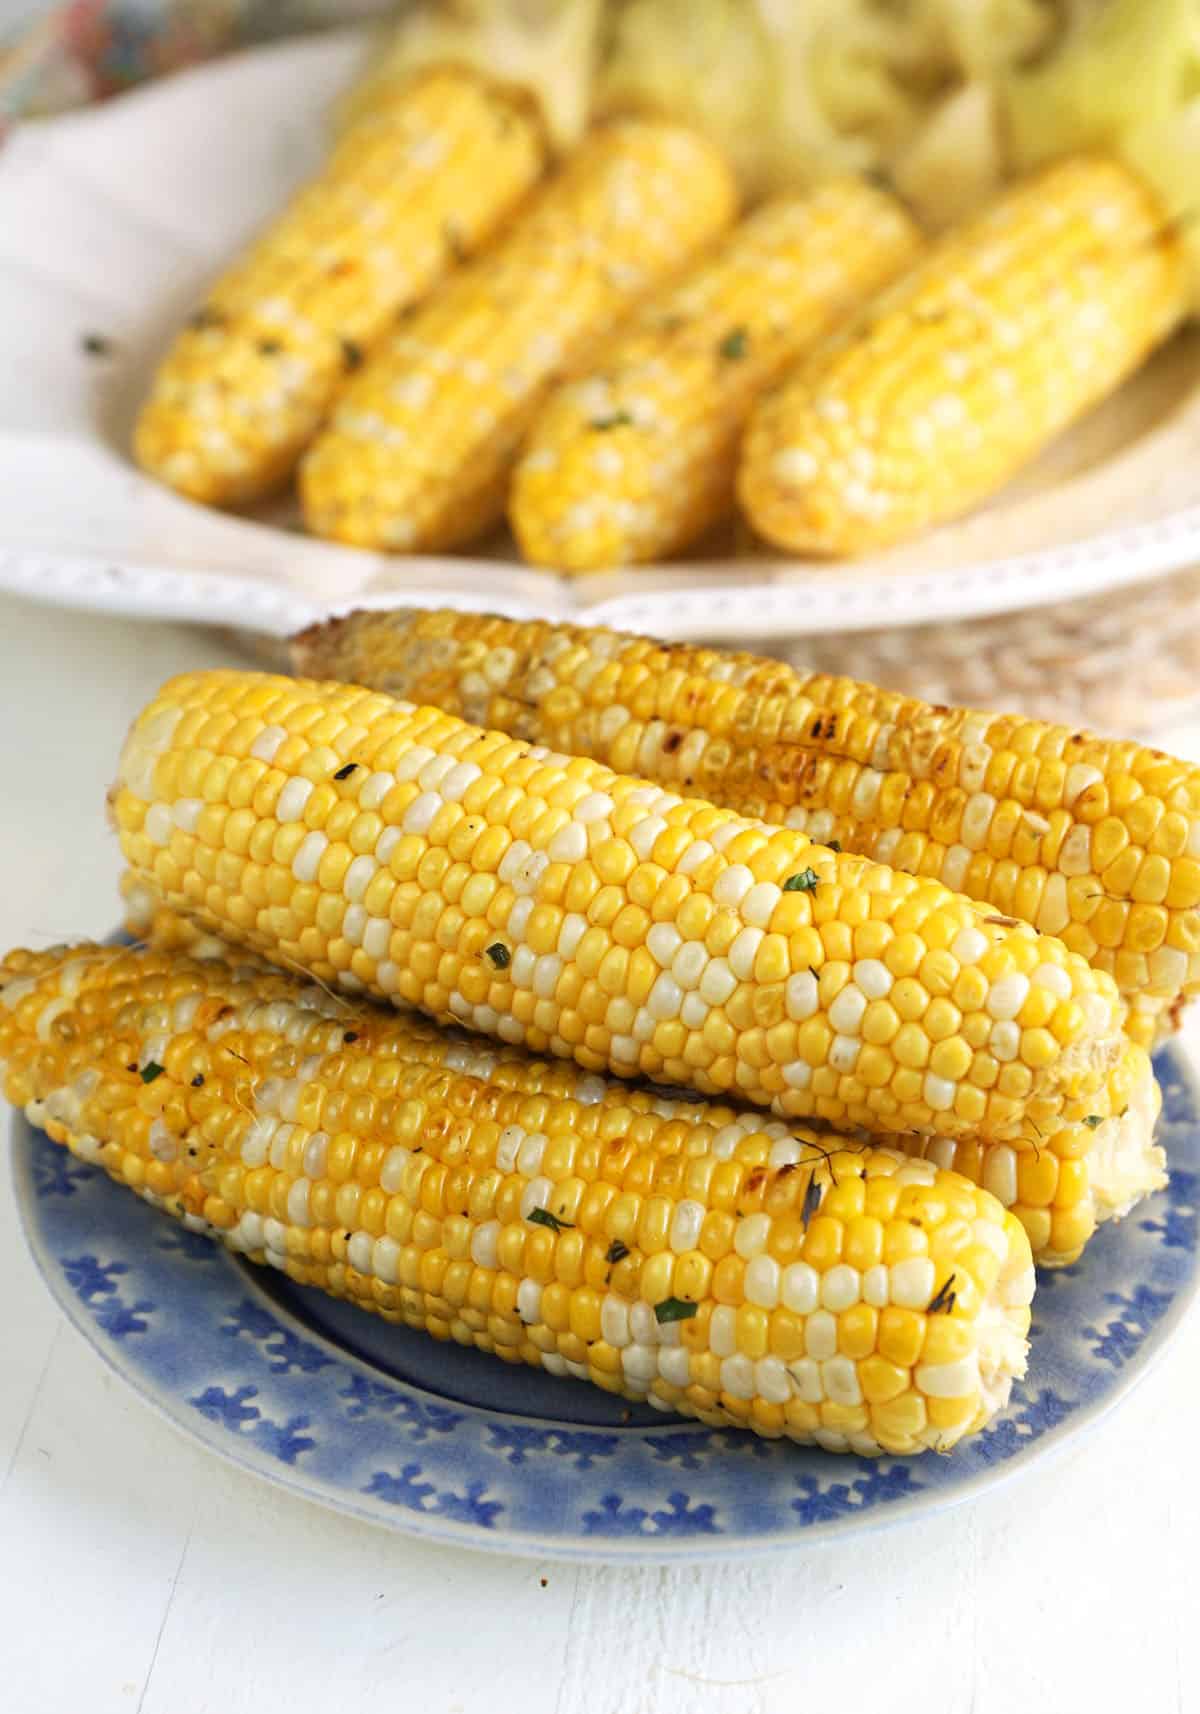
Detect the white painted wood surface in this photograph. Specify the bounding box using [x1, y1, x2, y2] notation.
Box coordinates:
[1, 589, 1198, 1714]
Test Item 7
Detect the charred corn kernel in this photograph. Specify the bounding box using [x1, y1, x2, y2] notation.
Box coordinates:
[115, 671, 1125, 1150]
[295, 610, 1200, 1032]
[135, 69, 546, 506]
[738, 156, 1187, 555]
[510, 183, 921, 571]
[299, 118, 737, 553]
[1, 942, 1034, 1454]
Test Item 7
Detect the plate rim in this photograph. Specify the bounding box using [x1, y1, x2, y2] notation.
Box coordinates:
[11, 1038, 1199, 1563]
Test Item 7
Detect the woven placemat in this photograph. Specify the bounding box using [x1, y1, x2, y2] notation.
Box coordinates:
[759, 564, 1200, 738]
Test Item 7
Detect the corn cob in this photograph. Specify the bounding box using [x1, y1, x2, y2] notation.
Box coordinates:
[0, 940, 1034, 1452]
[112, 668, 1124, 1150]
[298, 118, 738, 553]
[509, 183, 922, 571]
[121, 873, 1166, 1268]
[738, 155, 1188, 555]
[134, 69, 547, 507]
[292, 609, 1200, 1030]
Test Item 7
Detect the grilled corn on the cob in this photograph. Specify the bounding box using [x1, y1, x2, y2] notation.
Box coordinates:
[134, 68, 547, 507]
[112, 669, 1125, 1146]
[0, 940, 1034, 1451]
[293, 609, 1200, 1038]
[123, 872, 1164, 1268]
[509, 182, 922, 571]
[299, 118, 738, 553]
[738, 154, 1188, 555]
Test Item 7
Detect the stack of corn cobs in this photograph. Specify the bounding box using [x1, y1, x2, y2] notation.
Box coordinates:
[5, 605, 1198, 1458]
[132, 48, 1191, 568]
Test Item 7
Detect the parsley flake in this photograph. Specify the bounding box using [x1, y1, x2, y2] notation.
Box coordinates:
[654, 1297, 698, 1325]
[800, 1174, 824, 1229]
[605, 1239, 630, 1265]
[485, 943, 511, 969]
[1083, 1114, 1105, 1130]
[140, 1062, 165, 1084]
[590, 411, 633, 432]
[528, 1207, 572, 1233]
[783, 868, 820, 893]
[718, 327, 749, 361]
[340, 337, 363, 372]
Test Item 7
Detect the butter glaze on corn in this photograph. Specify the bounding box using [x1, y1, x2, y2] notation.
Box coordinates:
[134, 69, 546, 506]
[112, 669, 1123, 1147]
[738, 155, 1188, 555]
[120, 878, 1167, 1268]
[292, 609, 1200, 1027]
[299, 118, 738, 553]
[0, 941, 1034, 1452]
[510, 183, 922, 571]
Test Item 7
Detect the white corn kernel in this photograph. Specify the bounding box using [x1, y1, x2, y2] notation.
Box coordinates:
[890, 1257, 936, 1309]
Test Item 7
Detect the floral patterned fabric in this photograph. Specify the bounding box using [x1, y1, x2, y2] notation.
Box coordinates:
[0, 0, 393, 129]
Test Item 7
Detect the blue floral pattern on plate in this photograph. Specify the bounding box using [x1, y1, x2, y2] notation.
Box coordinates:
[11, 1044, 1199, 1562]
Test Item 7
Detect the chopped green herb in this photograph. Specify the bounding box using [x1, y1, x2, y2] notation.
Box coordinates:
[485, 942, 511, 969]
[590, 411, 633, 432]
[1083, 1114, 1105, 1130]
[257, 339, 283, 357]
[800, 1174, 823, 1229]
[140, 1062, 165, 1085]
[528, 1207, 573, 1232]
[340, 337, 363, 371]
[824, 839, 842, 853]
[654, 1296, 698, 1325]
[717, 326, 749, 361]
[333, 762, 359, 781]
[927, 1274, 958, 1315]
[605, 1239, 630, 1265]
[783, 868, 820, 893]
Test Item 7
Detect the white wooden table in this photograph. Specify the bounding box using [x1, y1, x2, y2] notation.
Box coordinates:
[2, 589, 1198, 1714]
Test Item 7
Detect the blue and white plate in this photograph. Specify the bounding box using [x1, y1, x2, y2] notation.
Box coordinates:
[12, 1045, 1199, 1562]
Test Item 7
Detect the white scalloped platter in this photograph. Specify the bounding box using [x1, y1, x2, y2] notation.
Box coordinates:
[3, 27, 1200, 643]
